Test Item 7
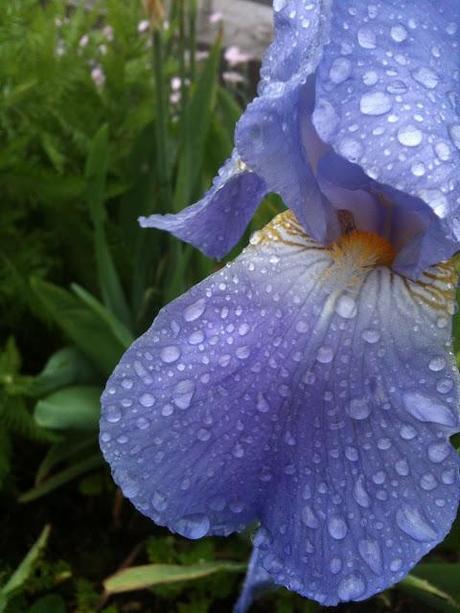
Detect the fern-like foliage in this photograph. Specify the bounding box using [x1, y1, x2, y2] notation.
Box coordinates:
[0, 338, 52, 490]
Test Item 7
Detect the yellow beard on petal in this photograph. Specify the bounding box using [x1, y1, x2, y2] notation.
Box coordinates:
[331, 231, 396, 269]
[327, 231, 396, 289]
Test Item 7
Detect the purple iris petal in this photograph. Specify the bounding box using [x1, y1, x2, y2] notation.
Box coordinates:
[140, 152, 267, 259]
[101, 212, 460, 606]
[313, 0, 460, 273]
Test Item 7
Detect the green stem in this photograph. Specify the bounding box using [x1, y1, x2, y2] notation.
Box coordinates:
[152, 27, 171, 211]
[188, 0, 197, 82]
[178, 0, 188, 110]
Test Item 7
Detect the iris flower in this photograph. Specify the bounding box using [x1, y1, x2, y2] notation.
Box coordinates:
[100, 1, 460, 608]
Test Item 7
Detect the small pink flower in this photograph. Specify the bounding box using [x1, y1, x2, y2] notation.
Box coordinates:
[224, 45, 252, 67]
[138, 19, 150, 34]
[103, 25, 114, 42]
[79, 34, 90, 48]
[223, 71, 246, 84]
[209, 12, 223, 24]
[195, 50, 210, 62]
[170, 91, 181, 105]
[171, 77, 182, 92]
[91, 66, 106, 89]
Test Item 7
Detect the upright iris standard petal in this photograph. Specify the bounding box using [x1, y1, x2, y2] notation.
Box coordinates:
[314, 0, 460, 264]
[235, 2, 338, 243]
[101, 212, 460, 606]
[139, 152, 267, 259]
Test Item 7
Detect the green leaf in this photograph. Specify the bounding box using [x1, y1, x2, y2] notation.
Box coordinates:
[28, 347, 96, 397]
[19, 454, 105, 503]
[85, 126, 132, 328]
[0, 525, 51, 612]
[399, 573, 460, 612]
[71, 284, 134, 349]
[412, 564, 460, 602]
[103, 562, 246, 595]
[31, 278, 126, 376]
[85, 125, 110, 226]
[29, 594, 66, 613]
[34, 385, 102, 431]
[0, 337, 21, 378]
[173, 36, 221, 211]
[35, 435, 97, 484]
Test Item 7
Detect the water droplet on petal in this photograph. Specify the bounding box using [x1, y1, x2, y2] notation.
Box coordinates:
[184, 299, 206, 322]
[362, 329, 380, 344]
[346, 398, 371, 420]
[390, 24, 408, 43]
[397, 125, 423, 147]
[427, 442, 450, 463]
[152, 491, 168, 512]
[336, 295, 357, 319]
[160, 346, 181, 364]
[140, 393, 155, 408]
[256, 392, 270, 413]
[173, 379, 195, 409]
[428, 357, 446, 372]
[396, 505, 437, 542]
[317, 346, 334, 364]
[338, 574, 366, 600]
[358, 539, 382, 574]
[302, 505, 319, 529]
[403, 391, 456, 426]
[328, 516, 348, 540]
[106, 405, 122, 423]
[360, 92, 392, 116]
[174, 514, 210, 539]
[353, 476, 371, 508]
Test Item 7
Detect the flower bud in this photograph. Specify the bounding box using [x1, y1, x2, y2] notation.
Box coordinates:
[143, 0, 165, 30]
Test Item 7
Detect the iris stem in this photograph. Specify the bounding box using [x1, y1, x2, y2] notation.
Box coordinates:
[188, 0, 197, 83]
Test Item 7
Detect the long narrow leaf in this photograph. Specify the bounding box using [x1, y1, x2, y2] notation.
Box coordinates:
[31, 278, 126, 375]
[104, 562, 246, 595]
[173, 36, 222, 211]
[85, 125, 132, 328]
[19, 455, 105, 503]
[0, 526, 51, 611]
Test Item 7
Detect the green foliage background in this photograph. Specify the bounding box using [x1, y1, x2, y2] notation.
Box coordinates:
[0, 1, 459, 612]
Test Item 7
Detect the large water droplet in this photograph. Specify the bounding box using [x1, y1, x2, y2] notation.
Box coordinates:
[173, 379, 195, 409]
[403, 391, 456, 426]
[151, 490, 168, 512]
[328, 516, 348, 540]
[317, 346, 334, 364]
[360, 92, 392, 116]
[412, 67, 439, 90]
[329, 58, 352, 84]
[184, 298, 206, 322]
[397, 125, 423, 147]
[358, 539, 382, 574]
[353, 476, 371, 508]
[428, 357, 446, 372]
[362, 329, 380, 344]
[428, 442, 450, 464]
[140, 393, 155, 408]
[160, 346, 181, 364]
[302, 505, 319, 529]
[174, 514, 210, 539]
[106, 405, 122, 423]
[346, 398, 371, 420]
[336, 295, 357, 319]
[390, 24, 408, 43]
[358, 27, 377, 49]
[338, 575, 366, 600]
[396, 505, 437, 542]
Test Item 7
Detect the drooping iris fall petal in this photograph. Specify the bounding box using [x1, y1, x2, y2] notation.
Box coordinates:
[101, 211, 460, 606]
